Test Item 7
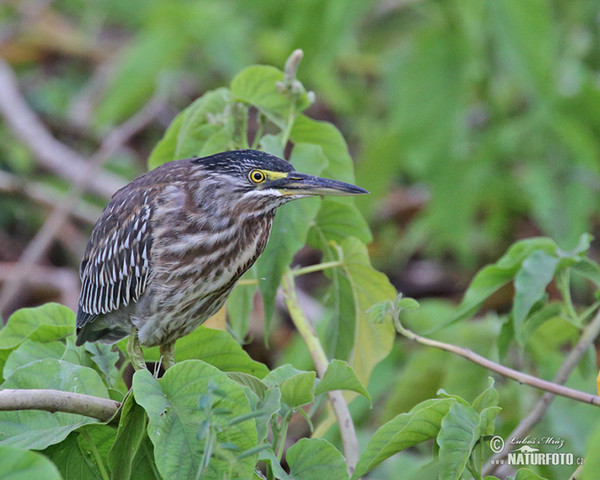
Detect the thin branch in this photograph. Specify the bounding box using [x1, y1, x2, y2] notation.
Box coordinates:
[0, 58, 124, 199]
[281, 271, 360, 477]
[0, 389, 120, 422]
[482, 308, 600, 475]
[394, 319, 600, 407]
[0, 92, 165, 315]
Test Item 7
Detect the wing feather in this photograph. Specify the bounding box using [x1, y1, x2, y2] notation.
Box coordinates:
[76, 193, 154, 329]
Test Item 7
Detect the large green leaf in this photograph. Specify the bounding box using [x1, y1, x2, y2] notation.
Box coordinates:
[255, 143, 327, 326]
[339, 238, 396, 387]
[314, 359, 370, 403]
[0, 359, 110, 449]
[132, 360, 257, 480]
[226, 270, 257, 341]
[0, 445, 63, 480]
[148, 88, 233, 169]
[139, 326, 268, 378]
[287, 438, 349, 480]
[0, 303, 74, 379]
[3, 340, 65, 379]
[512, 250, 559, 343]
[107, 395, 149, 480]
[443, 238, 565, 330]
[352, 398, 456, 479]
[581, 419, 600, 480]
[437, 403, 481, 480]
[44, 424, 117, 480]
[231, 65, 309, 128]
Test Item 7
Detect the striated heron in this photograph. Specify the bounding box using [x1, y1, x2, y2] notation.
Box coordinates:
[76, 149, 367, 369]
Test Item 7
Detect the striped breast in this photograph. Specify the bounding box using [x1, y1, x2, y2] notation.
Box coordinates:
[133, 197, 274, 346]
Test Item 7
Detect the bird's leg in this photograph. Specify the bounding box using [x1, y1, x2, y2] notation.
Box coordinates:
[160, 341, 176, 370]
[127, 327, 147, 370]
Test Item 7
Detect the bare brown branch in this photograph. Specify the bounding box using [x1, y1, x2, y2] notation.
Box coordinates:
[282, 271, 360, 477]
[395, 319, 600, 406]
[0, 389, 120, 422]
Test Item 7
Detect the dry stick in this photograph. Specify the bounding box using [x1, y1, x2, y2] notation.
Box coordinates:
[482, 309, 600, 475]
[281, 271, 360, 477]
[395, 321, 600, 406]
[0, 94, 165, 315]
[0, 58, 123, 199]
[0, 389, 120, 422]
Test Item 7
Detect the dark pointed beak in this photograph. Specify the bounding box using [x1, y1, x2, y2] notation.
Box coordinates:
[274, 173, 369, 196]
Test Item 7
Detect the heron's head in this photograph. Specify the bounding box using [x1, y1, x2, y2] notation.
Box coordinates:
[192, 149, 368, 213]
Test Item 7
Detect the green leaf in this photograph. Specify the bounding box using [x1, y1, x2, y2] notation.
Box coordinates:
[3, 340, 65, 379]
[0, 359, 110, 449]
[339, 238, 396, 388]
[581, 419, 600, 480]
[231, 65, 294, 129]
[263, 365, 316, 409]
[291, 115, 356, 184]
[226, 371, 279, 442]
[314, 359, 371, 403]
[293, 115, 372, 251]
[140, 326, 268, 378]
[85, 343, 122, 390]
[437, 403, 481, 480]
[226, 372, 268, 399]
[246, 386, 281, 443]
[571, 258, 600, 289]
[512, 250, 559, 343]
[514, 468, 550, 480]
[226, 270, 257, 341]
[280, 371, 316, 409]
[287, 438, 349, 480]
[472, 377, 499, 413]
[259, 449, 293, 480]
[44, 425, 116, 480]
[443, 238, 561, 330]
[132, 360, 257, 480]
[308, 198, 371, 246]
[255, 143, 327, 327]
[148, 88, 233, 169]
[0, 303, 75, 378]
[107, 395, 148, 480]
[0, 445, 63, 480]
[352, 398, 456, 479]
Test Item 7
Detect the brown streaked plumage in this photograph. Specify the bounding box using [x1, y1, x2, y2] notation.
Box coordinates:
[76, 149, 367, 368]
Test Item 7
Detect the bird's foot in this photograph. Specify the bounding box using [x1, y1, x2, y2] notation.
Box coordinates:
[160, 341, 176, 370]
[127, 328, 147, 370]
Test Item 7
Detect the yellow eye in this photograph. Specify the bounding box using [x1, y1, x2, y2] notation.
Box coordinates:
[249, 170, 266, 183]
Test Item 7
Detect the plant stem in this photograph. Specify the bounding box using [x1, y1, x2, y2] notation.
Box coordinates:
[275, 414, 291, 461]
[237, 261, 343, 287]
[394, 318, 600, 407]
[81, 430, 110, 480]
[293, 261, 343, 276]
[281, 270, 360, 476]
